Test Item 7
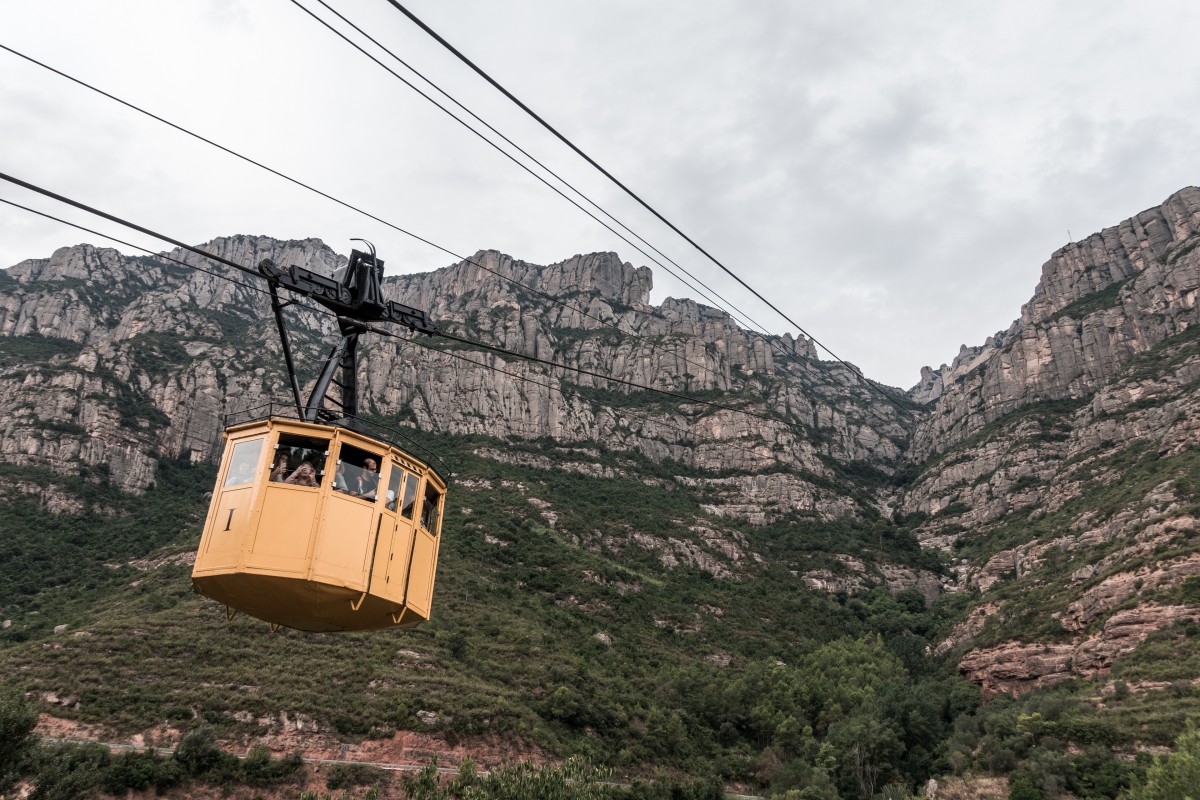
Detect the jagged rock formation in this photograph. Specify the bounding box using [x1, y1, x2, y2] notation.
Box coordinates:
[957, 604, 1200, 698]
[0, 237, 335, 492]
[0, 236, 926, 602]
[0, 241, 907, 499]
[373, 249, 900, 469]
[910, 187, 1200, 460]
[910, 333, 1011, 406]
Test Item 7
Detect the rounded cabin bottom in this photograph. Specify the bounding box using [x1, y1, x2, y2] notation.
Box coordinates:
[193, 572, 424, 632]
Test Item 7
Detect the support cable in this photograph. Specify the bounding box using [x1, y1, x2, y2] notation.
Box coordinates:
[307, 0, 769, 341]
[284, 2, 783, 344]
[0, 173, 260, 281]
[0, 197, 266, 296]
[291, 0, 877, 423]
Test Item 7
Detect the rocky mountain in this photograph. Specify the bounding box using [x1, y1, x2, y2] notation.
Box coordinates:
[900, 188, 1200, 700]
[911, 188, 1200, 455]
[2, 187, 1199, 796]
[0, 234, 917, 536]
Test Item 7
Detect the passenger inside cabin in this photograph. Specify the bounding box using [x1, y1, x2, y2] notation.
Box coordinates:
[285, 461, 320, 487]
[228, 460, 254, 486]
[269, 462, 288, 482]
[358, 458, 380, 499]
[333, 446, 383, 500]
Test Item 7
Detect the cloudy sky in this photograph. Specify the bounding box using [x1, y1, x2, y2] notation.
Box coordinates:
[2, 1, 1199, 388]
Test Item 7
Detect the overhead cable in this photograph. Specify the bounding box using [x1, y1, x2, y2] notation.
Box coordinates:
[291, 0, 879, 425]
[0, 172, 797, 435]
[0, 196, 268, 298]
[0, 172, 261, 281]
[307, 0, 769, 341]
[290, 1, 878, 422]
[0, 41, 765, 401]
[283, 2, 786, 345]
[383, 1, 914, 417]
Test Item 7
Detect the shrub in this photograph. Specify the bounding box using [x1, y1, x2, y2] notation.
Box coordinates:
[326, 761, 388, 791]
[98, 747, 185, 795]
[241, 745, 303, 787]
[0, 686, 37, 795]
[102, 750, 158, 793]
[31, 743, 110, 800]
[1124, 724, 1200, 800]
[1008, 769, 1044, 800]
[173, 726, 223, 775]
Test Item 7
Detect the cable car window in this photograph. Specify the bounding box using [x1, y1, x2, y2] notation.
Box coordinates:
[333, 444, 382, 500]
[385, 463, 404, 512]
[224, 438, 263, 487]
[420, 484, 442, 534]
[269, 433, 329, 488]
[400, 474, 419, 519]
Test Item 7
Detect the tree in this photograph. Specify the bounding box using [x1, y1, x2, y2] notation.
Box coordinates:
[827, 712, 903, 799]
[403, 758, 446, 800]
[1008, 770, 1044, 800]
[172, 726, 225, 777]
[30, 743, 109, 800]
[0, 686, 37, 796]
[1124, 725, 1200, 800]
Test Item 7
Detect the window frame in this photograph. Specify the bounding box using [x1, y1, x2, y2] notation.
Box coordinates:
[269, 432, 332, 489]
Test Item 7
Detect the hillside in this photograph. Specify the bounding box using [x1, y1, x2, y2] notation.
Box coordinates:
[0, 187, 1199, 799]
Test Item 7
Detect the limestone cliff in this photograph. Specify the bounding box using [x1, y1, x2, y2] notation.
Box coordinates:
[0, 239, 907, 543]
[910, 187, 1200, 459]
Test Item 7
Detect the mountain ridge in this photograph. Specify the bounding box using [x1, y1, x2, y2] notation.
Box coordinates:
[2, 187, 1199, 797]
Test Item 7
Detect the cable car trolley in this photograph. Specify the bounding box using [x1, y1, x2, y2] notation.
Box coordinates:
[192, 244, 447, 632]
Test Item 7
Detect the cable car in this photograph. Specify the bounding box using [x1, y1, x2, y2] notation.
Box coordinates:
[191, 244, 447, 632]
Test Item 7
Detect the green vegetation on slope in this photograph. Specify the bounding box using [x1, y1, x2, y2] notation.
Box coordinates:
[0, 457, 210, 630]
[1046, 278, 1133, 323]
[0, 333, 83, 365]
[950, 444, 1200, 647]
[943, 658, 1200, 800]
[0, 433, 968, 797]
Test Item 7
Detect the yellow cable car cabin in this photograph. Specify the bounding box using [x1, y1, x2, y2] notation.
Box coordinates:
[192, 417, 445, 632]
[191, 245, 447, 632]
